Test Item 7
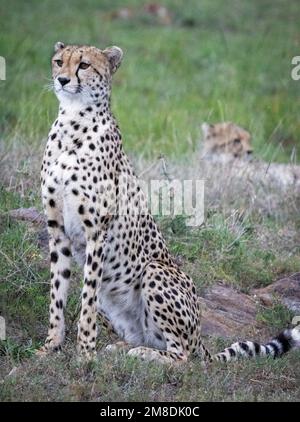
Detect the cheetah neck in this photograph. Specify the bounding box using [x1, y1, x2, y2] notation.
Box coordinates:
[58, 99, 112, 123]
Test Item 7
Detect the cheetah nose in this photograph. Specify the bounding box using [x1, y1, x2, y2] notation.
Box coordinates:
[58, 76, 70, 87]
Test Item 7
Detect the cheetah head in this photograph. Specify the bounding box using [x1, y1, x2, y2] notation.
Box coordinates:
[51, 42, 123, 106]
[201, 122, 253, 159]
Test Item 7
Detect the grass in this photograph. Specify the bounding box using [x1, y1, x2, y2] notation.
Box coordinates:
[1, 345, 300, 401]
[0, 0, 300, 402]
[1, 0, 300, 162]
[163, 215, 300, 291]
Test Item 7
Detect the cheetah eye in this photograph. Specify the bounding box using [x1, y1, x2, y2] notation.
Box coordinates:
[55, 59, 63, 67]
[79, 62, 90, 70]
[233, 138, 241, 145]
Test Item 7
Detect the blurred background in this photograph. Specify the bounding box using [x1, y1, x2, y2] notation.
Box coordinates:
[1, 0, 300, 162]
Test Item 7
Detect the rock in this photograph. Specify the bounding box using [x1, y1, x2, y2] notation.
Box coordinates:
[199, 275, 300, 339]
[253, 273, 300, 313]
[199, 284, 261, 338]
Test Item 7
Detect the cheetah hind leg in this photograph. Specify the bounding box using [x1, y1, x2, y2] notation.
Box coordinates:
[98, 311, 131, 353]
[105, 341, 131, 353]
[128, 346, 188, 365]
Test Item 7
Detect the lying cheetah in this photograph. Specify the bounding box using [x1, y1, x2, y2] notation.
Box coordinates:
[39, 42, 300, 364]
[201, 122, 253, 160]
[201, 122, 300, 189]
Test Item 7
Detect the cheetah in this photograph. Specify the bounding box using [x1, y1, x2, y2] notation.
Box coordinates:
[201, 122, 253, 160]
[39, 42, 300, 364]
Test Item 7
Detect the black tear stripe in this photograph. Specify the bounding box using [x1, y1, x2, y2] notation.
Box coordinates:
[75, 55, 82, 91]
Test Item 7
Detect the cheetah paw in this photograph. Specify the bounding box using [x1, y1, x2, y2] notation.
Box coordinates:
[105, 341, 130, 353]
[35, 338, 63, 357]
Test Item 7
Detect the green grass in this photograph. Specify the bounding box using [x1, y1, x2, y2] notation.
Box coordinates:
[256, 302, 295, 331]
[1, 0, 300, 162]
[1, 346, 300, 401]
[160, 214, 300, 291]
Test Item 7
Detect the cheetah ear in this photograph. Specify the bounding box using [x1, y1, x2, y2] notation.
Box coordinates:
[54, 41, 65, 52]
[102, 46, 123, 74]
[201, 122, 214, 137]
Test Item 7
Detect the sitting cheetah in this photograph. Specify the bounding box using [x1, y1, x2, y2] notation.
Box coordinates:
[39, 42, 300, 364]
[201, 122, 253, 160]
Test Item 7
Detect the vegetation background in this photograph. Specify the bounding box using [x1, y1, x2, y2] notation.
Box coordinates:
[0, 0, 300, 401]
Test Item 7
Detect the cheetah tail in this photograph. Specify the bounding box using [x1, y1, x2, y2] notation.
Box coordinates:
[213, 326, 300, 363]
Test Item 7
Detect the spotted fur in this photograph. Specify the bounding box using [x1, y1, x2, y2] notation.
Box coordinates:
[201, 122, 253, 159]
[38, 42, 300, 364]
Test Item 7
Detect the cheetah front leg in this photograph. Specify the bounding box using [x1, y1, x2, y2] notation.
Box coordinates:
[37, 217, 72, 355]
[77, 231, 107, 358]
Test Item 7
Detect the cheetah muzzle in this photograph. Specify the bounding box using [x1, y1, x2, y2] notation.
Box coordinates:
[38, 42, 300, 364]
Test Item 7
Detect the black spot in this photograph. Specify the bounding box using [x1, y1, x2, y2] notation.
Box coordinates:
[48, 219, 58, 228]
[61, 247, 71, 257]
[155, 294, 163, 304]
[54, 279, 60, 289]
[175, 301, 181, 309]
[51, 133, 57, 140]
[89, 143, 95, 150]
[78, 205, 85, 214]
[62, 269, 71, 279]
[84, 219, 93, 227]
[50, 251, 58, 263]
[49, 199, 56, 208]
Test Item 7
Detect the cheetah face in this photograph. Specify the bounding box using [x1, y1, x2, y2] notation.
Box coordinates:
[201, 122, 253, 159]
[51, 42, 123, 106]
